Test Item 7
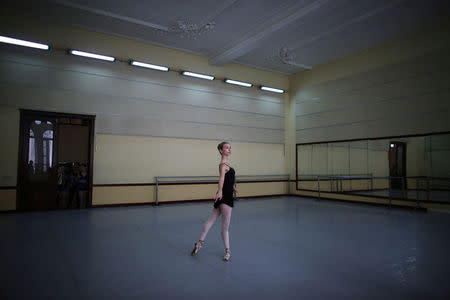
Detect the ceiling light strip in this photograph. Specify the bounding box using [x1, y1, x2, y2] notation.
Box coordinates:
[130, 60, 169, 71]
[0, 35, 49, 50]
[181, 71, 214, 80]
[225, 79, 252, 87]
[260, 86, 285, 94]
[1, 35, 287, 92]
[69, 49, 115, 62]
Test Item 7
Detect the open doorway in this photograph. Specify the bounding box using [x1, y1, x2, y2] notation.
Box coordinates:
[389, 141, 406, 191]
[17, 110, 95, 211]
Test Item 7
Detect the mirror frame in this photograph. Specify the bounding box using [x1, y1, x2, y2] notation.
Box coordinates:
[296, 131, 450, 204]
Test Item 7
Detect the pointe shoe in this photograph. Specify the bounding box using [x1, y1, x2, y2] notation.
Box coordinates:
[223, 248, 231, 261]
[191, 240, 204, 256]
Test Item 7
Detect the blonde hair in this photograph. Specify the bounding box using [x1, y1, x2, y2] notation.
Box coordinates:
[217, 141, 230, 153]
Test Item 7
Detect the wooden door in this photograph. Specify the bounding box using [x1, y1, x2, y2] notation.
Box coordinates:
[18, 112, 58, 211]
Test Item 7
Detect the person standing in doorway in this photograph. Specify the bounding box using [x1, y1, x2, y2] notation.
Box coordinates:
[56, 165, 65, 209]
[191, 141, 236, 261]
[77, 164, 88, 208]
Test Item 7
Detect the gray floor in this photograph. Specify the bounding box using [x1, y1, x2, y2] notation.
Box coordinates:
[1, 196, 450, 299]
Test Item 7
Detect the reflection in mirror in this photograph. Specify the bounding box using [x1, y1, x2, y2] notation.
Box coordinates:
[329, 142, 349, 192]
[297, 133, 450, 204]
[297, 144, 313, 191]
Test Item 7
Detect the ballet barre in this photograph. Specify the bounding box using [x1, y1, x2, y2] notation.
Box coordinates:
[155, 174, 290, 205]
[297, 175, 450, 207]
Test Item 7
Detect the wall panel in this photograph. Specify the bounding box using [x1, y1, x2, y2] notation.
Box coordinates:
[93, 135, 286, 185]
[0, 189, 16, 211]
[0, 106, 19, 187]
[292, 31, 450, 144]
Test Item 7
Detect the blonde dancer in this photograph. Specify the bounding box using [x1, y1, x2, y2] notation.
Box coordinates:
[191, 142, 236, 261]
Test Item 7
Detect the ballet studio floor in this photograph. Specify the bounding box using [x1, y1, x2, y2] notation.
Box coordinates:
[1, 196, 449, 299]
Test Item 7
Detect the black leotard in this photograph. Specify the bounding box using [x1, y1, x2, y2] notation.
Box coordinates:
[214, 164, 235, 209]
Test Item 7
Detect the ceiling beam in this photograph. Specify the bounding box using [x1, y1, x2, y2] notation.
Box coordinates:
[50, 0, 169, 31]
[290, 0, 407, 50]
[209, 0, 330, 66]
[197, 0, 239, 29]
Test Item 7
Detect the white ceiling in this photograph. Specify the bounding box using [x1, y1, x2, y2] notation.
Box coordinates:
[5, 0, 450, 75]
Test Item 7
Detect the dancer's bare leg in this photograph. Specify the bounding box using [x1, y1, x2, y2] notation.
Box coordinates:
[199, 208, 221, 241]
[220, 204, 232, 249]
[192, 208, 221, 256]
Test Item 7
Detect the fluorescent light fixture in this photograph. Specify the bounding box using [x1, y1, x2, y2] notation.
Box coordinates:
[181, 71, 214, 81]
[0, 35, 49, 50]
[260, 86, 285, 94]
[130, 60, 169, 72]
[224, 79, 252, 88]
[69, 49, 115, 62]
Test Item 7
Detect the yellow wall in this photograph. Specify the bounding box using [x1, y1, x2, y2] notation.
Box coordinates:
[285, 88, 297, 180]
[93, 135, 286, 184]
[0, 15, 288, 210]
[237, 181, 288, 197]
[0, 106, 19, 187]
[92, 181, 288, 206]
[2, 15, 449, 210]
[290, 22, 450, 144]
[0, 189, 16, 211]
[93, 185, 155, 206]
[0, 106, 19, 211]
[290, 21, 450, 207]
[0, 14, 288, 141]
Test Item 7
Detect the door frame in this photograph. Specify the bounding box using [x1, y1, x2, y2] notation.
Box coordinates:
[17, 109, 96, 211]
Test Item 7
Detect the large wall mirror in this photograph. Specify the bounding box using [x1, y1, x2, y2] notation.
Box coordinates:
[296, 132, 450, 204]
